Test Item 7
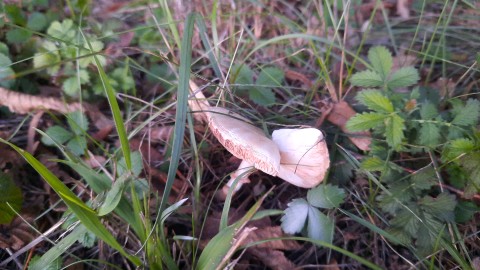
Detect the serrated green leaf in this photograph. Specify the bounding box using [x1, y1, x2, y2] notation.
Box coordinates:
[387, 67, 419, 89]
[391, 208, 420, 237]
[378, 181, 414, 214]
[98, 174, 131, 216]
[416, 214, 446, 256]
[356, 89, 394, 113]
[455, 200, 480, 223]
[0, 53, 15, 88]
[385, 114, 405, 149]
[350, 70, 384, 87]
[307, 206, 334, 244]
[360, 156, 385, 172]
[368, 46, 392, 79]
[249, 87, 276, 106]
[442, 138, 475, 161]
[78, 229, 97, 248]
[307, 184, 345, 209]
[41, 126, 73, 146]
[458, 152, 480, 198]
[256, 67, 284, 88]
[110, 67, 135, 92]
[0, 172, 23, 224]
[117, 151, 143, 177]
[6, 28, 32, 44]
[33, 41, 61, 76]
[67, 110, 89, 135]
[346, 112, 386, 132]
[232, 64, 253, 91]
[66, 135, 87, 156]
[62, 77, 80, 97]
[419, 122, 440, 146]
[27, 12, 47, 31]
[420, 102, 438, 119]
[411, 167, 436, 191]
[451, 99, 480, 126]
[420, 193, 456, 222]
[281, 198, 309, 234]
[47, 20, 76, 41]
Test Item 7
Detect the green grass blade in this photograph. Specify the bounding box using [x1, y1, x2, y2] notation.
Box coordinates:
[243, 236, 382, 270]
[158, 0, 181, 48]
[158, 12, 195, 214]
[81, 30, 132, 171]
[29, 224, 89, 270]
[197, 188, 273, 270]
[195, 15, 222, 79]
[0, 139, 141, 266]
[219, 170, 253, 230]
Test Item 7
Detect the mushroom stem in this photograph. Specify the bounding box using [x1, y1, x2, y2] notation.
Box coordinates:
[188, 80, 211, 123]
[220, 160, 255, 199]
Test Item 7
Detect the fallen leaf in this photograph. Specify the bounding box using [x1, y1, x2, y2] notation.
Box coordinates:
[326, 101, 371, 151]
[0, 214, 36, 251]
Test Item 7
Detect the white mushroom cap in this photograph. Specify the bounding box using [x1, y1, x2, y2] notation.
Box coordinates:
[272, 128, 330, 188]
[208, 107, 280, 176]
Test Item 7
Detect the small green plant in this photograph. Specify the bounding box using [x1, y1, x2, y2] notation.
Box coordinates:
[232, 64, 285, 106]
[0, 171, 23, 224]
[41, 110, 89, 156]
[32, 19, 134, 97]
[281, 184, 345, 244]
[0, 42, 15, 88]
[346, 46, 480, 255]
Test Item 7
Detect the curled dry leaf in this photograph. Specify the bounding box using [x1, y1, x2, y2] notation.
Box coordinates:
[0, 87, 83, 114]
[326, 101, 371, 151]
[242, 226, 300, 270]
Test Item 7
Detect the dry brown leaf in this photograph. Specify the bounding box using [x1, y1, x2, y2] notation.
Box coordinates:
[149, 126, 174, 142]
[285, 69, 313, 88]
[431, 77, 456, 99]
[248, 248, 296, 270]
[0, 214, 36, 251]
[243, 226, 301, 250]
[326, 101, 371, 151]
[242, 226, 300, 270]
[0, 87, 84, 114]
[392, 48, 417, 73]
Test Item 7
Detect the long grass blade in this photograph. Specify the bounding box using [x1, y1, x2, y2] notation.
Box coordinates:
[0, 139, 141, 266]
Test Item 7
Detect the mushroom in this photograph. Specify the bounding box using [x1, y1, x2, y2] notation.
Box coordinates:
[273, 128, 330, 188]
[188, 81, 330, 197]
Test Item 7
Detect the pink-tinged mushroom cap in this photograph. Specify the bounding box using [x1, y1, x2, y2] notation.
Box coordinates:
[272, 128, 330, 188]
[208, 107, 281, 176]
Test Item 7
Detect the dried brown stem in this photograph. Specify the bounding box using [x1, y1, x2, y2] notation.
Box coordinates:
[0, 87, 84, 114]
